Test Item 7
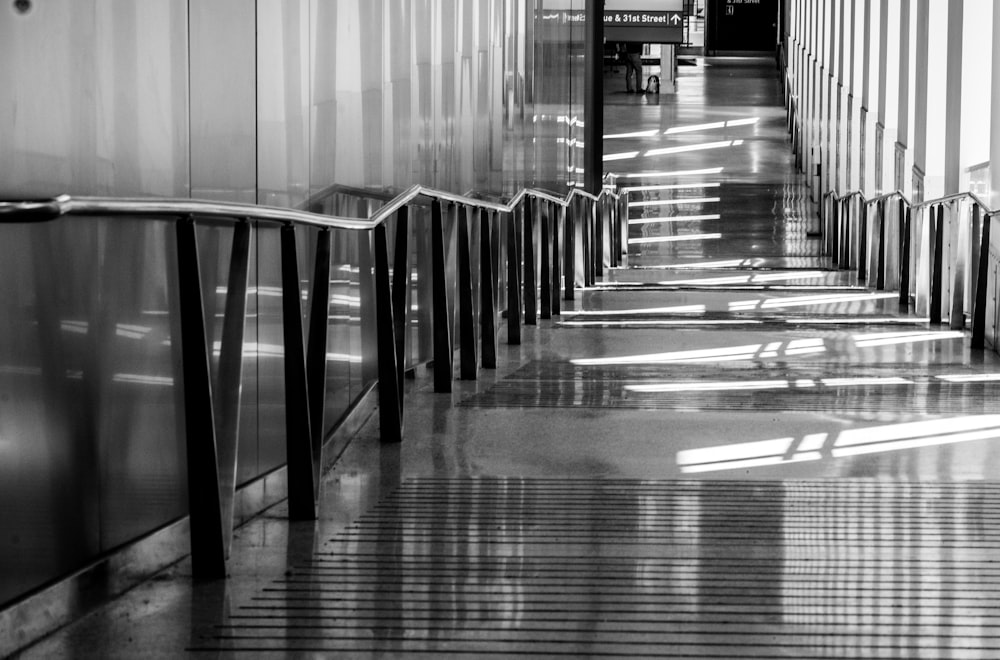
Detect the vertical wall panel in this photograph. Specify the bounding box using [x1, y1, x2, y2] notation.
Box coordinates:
[0, 1, 189, 198]
[189, 1, 257, 203]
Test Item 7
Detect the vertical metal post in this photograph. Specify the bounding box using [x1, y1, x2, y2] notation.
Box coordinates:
[575, 197, 587, 289]
[581, 199, 593, 287]
[431, 200, 453, 391]
[458, 205, 478, 379]
[480, 210, 498, 368]
[899, 204, 911, 309]
[523, 196, 537, 325]
[972, 207, 989, 348]
[506, 208, 522, 344]
[950, 201, 969, 331]
[595, 197, 605, 278]
[857, 201, 868, 282]
[306, 228, 332, 486]
[589, 199, 597, 286]
[374, 223, 403, 443]
[176, 216, 227, 579]
[930, 205, 944, 325]
[392, 207, 409, 403]
[831, 199, 840, 265]
[551, 201, 562, 316]
[876, 200, 886, 290]
[609, 196, 619, 268]
[620, 191, 630, 267]
[280, 224, 317, 521]
[564, 200, 576, 301]
[540, 201, 551, 320]
[215, 220, 251, 556]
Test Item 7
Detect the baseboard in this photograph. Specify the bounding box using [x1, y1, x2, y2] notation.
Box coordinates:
[0, 384, 379, 657]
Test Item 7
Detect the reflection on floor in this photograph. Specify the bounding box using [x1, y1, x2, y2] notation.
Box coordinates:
[193, 478, 1000, 657]
[21, 57, 1000, 659]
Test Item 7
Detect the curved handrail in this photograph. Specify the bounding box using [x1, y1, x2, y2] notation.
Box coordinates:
[0, 182, 622, 227]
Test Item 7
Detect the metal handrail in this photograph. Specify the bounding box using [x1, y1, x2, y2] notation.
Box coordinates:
[824, 188, 997, 215]
[307, 182, 403, 204]
[912, 191, 995, 214]
[0, 182, 622, 227]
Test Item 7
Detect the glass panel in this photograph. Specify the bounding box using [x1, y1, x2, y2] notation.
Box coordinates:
[0, 0, 190, 198]
[0, 217, 185, 606]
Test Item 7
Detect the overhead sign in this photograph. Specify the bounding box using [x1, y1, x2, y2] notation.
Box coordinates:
[603, 1, 684, 43]
[604, 11, 683, 28]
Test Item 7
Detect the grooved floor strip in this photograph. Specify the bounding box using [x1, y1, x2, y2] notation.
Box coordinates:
[189, 478, 1000, 658]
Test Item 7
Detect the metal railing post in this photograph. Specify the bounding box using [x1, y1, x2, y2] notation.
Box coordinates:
[973, 209, 990, 348]
[899, 204, 911, 310]
[564, 200, 576, 301]
[215, 219, 251, 556]
[876, 200, 886, 290]
[594, 197, 605, 278]
[175, 215, 227, 579]
[930, 205, 944, 325]
[392, 207, 409, 401]
[431, 200, 453, 391]
[280, 224, 317, 521]
[480, 210, 498, 368]
[458, 205, 478, 379]
[306, 227, 332, 483]
[374, 223, 403, 442]
[551, 202, 562, 316]
[506, 208, 522, 344]
[540, 201, 551, 320]
[858, 200, 868, 283]
[523, 196, 537, 325]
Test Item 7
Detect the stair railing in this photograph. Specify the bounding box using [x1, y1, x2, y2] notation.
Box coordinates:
[0, 181, 621, 580]
[822, 189, 998, 348]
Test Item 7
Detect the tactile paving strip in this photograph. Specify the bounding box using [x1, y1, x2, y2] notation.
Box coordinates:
[190, 478, 1000, 657]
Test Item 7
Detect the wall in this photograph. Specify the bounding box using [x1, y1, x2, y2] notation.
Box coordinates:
[0, 0, 585, 609]
[784, 0, 994, 204]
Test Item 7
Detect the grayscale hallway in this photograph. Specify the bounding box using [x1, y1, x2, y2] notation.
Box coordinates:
[19, 58, 1000, 660]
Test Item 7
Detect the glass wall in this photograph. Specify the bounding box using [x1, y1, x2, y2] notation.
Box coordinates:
[0, 0, 585, 609]
[786, 0, 994, 204]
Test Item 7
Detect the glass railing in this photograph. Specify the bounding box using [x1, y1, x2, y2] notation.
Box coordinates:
[0, 182, 622, 601]
[822, 189, 997, 348]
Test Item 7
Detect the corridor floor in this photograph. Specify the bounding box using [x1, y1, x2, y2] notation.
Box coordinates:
[21, 58, 1000, 659]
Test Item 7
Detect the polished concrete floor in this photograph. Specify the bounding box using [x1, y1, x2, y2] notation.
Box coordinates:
[19, 58, 1000, 659]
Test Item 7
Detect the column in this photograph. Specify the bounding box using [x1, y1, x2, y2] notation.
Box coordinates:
[895, 0, 910, 194]
[859, 0, 871, 192]
[911, 0, 928, 202]
[993, 0, 1000, 209]
[943, 1, 963, 195]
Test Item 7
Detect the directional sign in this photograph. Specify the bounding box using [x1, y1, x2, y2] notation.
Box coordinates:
[604, 11, 683, 28]
[604, 8, 684, 43]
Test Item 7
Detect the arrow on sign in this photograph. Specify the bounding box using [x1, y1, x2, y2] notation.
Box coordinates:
[670, 13, 681, 24]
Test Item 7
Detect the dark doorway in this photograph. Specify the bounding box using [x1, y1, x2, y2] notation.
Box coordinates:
[706, 0, 779, 53]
